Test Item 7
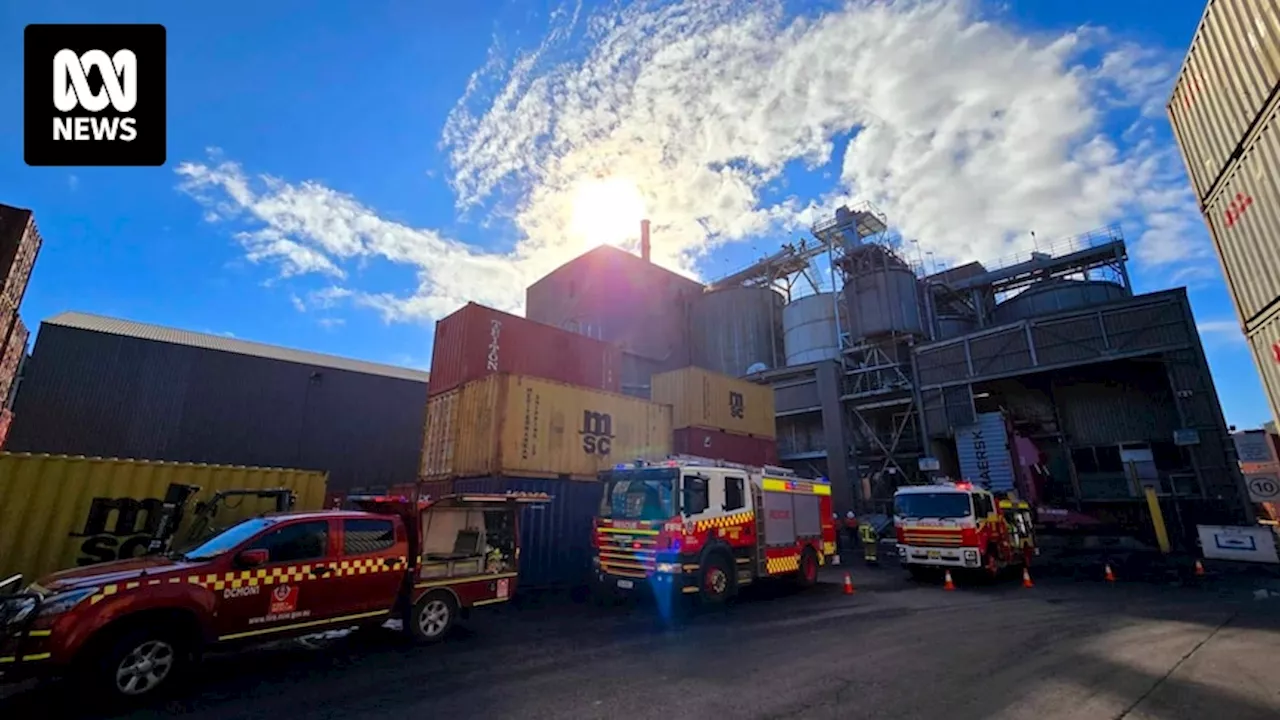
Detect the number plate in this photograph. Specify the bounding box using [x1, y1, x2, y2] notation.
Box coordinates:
[617, 579, 634, 589]
[927, 550, 941, 560]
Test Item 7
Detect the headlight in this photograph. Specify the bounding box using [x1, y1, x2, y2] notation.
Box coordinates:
[655, 562, 681, 574]
[963, 550, 978, 561]
[35, 587, 99, 618]
[1, 597, 38, 626]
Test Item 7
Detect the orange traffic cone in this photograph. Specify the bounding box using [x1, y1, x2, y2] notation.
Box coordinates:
[1194, 559, 1206, 577]
[1104, 563, 1116, 583]
[1022, 567, 1034, 588]
[943, 570, 956, 591]
[843, 572, 855, 595]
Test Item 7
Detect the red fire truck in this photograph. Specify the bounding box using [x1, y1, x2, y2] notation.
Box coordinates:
[592, 456, 837, 605]
[0, 492, 546, 703]
[893, 482, 1037, 580]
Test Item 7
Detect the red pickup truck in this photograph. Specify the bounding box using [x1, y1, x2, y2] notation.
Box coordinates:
[0, 492, 546, 703]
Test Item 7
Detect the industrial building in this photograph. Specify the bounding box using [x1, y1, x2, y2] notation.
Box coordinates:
[1169, 0, 1280, 431]
[7, 312, 431, 492]
[529, 202, 1252, 545]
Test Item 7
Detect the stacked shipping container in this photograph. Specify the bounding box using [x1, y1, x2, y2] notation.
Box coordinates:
[1169, 0, 1280, 429]
[422, 302, 674, 588]
[651, 366, 779, 466]
[0, 205, 40, 445]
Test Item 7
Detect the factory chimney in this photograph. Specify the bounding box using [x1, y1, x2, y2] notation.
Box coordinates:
[640, 219, 651, 263]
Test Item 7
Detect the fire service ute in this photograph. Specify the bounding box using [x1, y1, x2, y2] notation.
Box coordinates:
[0, 491, 547, 703]
[894, 482, 1037, 580]
[593, 456, 837, 604]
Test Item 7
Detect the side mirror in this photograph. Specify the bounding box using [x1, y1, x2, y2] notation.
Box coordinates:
[0, 574, 22, 597]
[235, 549, 269, 568]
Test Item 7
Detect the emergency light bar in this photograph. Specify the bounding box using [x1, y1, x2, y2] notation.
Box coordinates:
[610, 455, 814, 481]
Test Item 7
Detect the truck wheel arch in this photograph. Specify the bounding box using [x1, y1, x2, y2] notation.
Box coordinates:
[78, 607, 205, 665]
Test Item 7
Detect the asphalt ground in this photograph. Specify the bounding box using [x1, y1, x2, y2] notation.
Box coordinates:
[4, 555, 1280, 719]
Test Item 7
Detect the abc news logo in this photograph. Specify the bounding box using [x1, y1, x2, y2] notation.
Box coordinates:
[24, 24, 166, 166]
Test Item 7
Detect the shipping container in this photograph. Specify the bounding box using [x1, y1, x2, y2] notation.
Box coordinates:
[1203, 104, 1280, 326]
[1168, 0, 1280, 202]
[954, 412, 1016, 492]
[451, 476, 604, 589]
[672, 427, 779, 467]
[525, 244, 703, 365]
[651, 366, 776, 438]
[1247, 309, 1280, 430]
[9, 313, 430, 492]
[0, 317, 27, 407]
[429, 302, 622, 398]
[420, 374, 672, 480]
[0, 453, 327, 584]
[0, 409, 11, 450]
[0, 204, 41, 308]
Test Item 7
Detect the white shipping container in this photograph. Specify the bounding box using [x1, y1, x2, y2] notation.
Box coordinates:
[1246, 309, 1280, 432]
[1168, 0, 1280, 202]
[955, 412, 1016, 492]
[1204, 104, 1280, 327]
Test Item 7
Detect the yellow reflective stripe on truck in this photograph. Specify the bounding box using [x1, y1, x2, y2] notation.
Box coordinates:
[88, 557, 409, 604]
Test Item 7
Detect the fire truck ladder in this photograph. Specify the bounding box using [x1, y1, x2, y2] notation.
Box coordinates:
[752, 484, 767, 582]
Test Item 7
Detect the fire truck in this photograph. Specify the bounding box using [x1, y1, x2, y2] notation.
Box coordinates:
[592, 456, 837, 605]
[894, 482, 1037, 580]
[0, 491, 547, 703]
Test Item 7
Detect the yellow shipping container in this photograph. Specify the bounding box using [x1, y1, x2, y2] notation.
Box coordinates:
[651, 366, 776, 438]
[420, 373, 672, 480]
[0, 453, 327, 584]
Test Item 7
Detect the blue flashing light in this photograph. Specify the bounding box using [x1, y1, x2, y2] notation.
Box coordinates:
[670, 538, 682, 552]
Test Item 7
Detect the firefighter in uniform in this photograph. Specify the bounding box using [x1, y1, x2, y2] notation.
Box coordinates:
[860, 521, 879, 564]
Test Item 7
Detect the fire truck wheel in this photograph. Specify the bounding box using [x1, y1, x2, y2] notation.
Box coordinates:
[409, 591, 457, 643]
[796, 548, 819, 588]
[698, 553, 733, 605]
[89, 625, 190, 703]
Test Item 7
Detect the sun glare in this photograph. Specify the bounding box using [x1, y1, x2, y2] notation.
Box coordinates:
[567, 177, 647, 249]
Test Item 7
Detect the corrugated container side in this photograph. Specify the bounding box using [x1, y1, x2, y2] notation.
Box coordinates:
[955, 412, 1016, 492]
[652, 366, 776, 438]
[0, 453, 327, 583]
[1247, 310, 1280, 429]
[0, 409, 12, 449]
[0, 214, 40, 309]
[0, 317, 27, 407]
[672, 427, 779, 467]
[1204, 105, 1280, 326]
[422, 374, 672, 480]
[428, 302, 621, 398]
[1168, 0, 1280, 202]
[452, 476, 603, 589]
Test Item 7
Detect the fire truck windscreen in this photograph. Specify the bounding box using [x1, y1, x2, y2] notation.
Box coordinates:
[894, 492, 973, 520]
[599, 468, 676, 521]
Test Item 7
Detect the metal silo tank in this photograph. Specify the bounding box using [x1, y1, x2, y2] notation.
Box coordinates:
[783, 293, 841, 365]
[691, 287, 784, 377]
[990, 280, 1129, 324]
[845, 265, 924, 339]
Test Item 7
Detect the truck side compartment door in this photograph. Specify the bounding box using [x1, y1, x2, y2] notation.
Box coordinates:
[335, 516, 407, 616]
[216, 519, 340, 642]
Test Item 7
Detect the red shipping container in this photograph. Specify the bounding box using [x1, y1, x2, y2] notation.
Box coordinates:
[0, 317, 27, 406]
[0, 409, 12, 450]
[429, 302, 621, 398]
[0, 205, 41, 309]
[672, 427, 779, 467]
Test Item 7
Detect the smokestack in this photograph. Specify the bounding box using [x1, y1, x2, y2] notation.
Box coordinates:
[640, 219, 651, 263]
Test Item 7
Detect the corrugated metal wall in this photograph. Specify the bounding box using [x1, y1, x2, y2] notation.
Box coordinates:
[450, 477, 603, 589]
[1052, 379, 1180, 446]
[0, 453, 327, 583]
[8, 324, 428, 491]
[651, 366, 776, 438]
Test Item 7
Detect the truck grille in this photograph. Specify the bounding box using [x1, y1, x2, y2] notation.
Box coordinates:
[596, 533, 657, 578]
[902, 530, 965, 548]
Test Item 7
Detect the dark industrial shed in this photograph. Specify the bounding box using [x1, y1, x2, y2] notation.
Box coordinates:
[7, 312, 430, 492]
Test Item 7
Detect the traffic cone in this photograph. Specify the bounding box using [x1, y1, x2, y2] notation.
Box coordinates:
[843, 572, 855, 595]
[1022, 567, 1034, 588]
[1194, 559, 1206, 577]
[1104, 563, 1116, 583]
[943, 570, 956, 591]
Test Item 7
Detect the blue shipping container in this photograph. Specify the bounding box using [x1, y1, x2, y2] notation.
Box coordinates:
[451, 477, 604, 589]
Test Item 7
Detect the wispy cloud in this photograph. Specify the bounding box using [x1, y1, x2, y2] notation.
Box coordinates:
[317, 317, 345, 330]
[176, 0, 1210, 324]
[1197, 319, 1245, 346]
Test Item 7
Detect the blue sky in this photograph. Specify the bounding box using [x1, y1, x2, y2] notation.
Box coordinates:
[1, 0, 1271, 429]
